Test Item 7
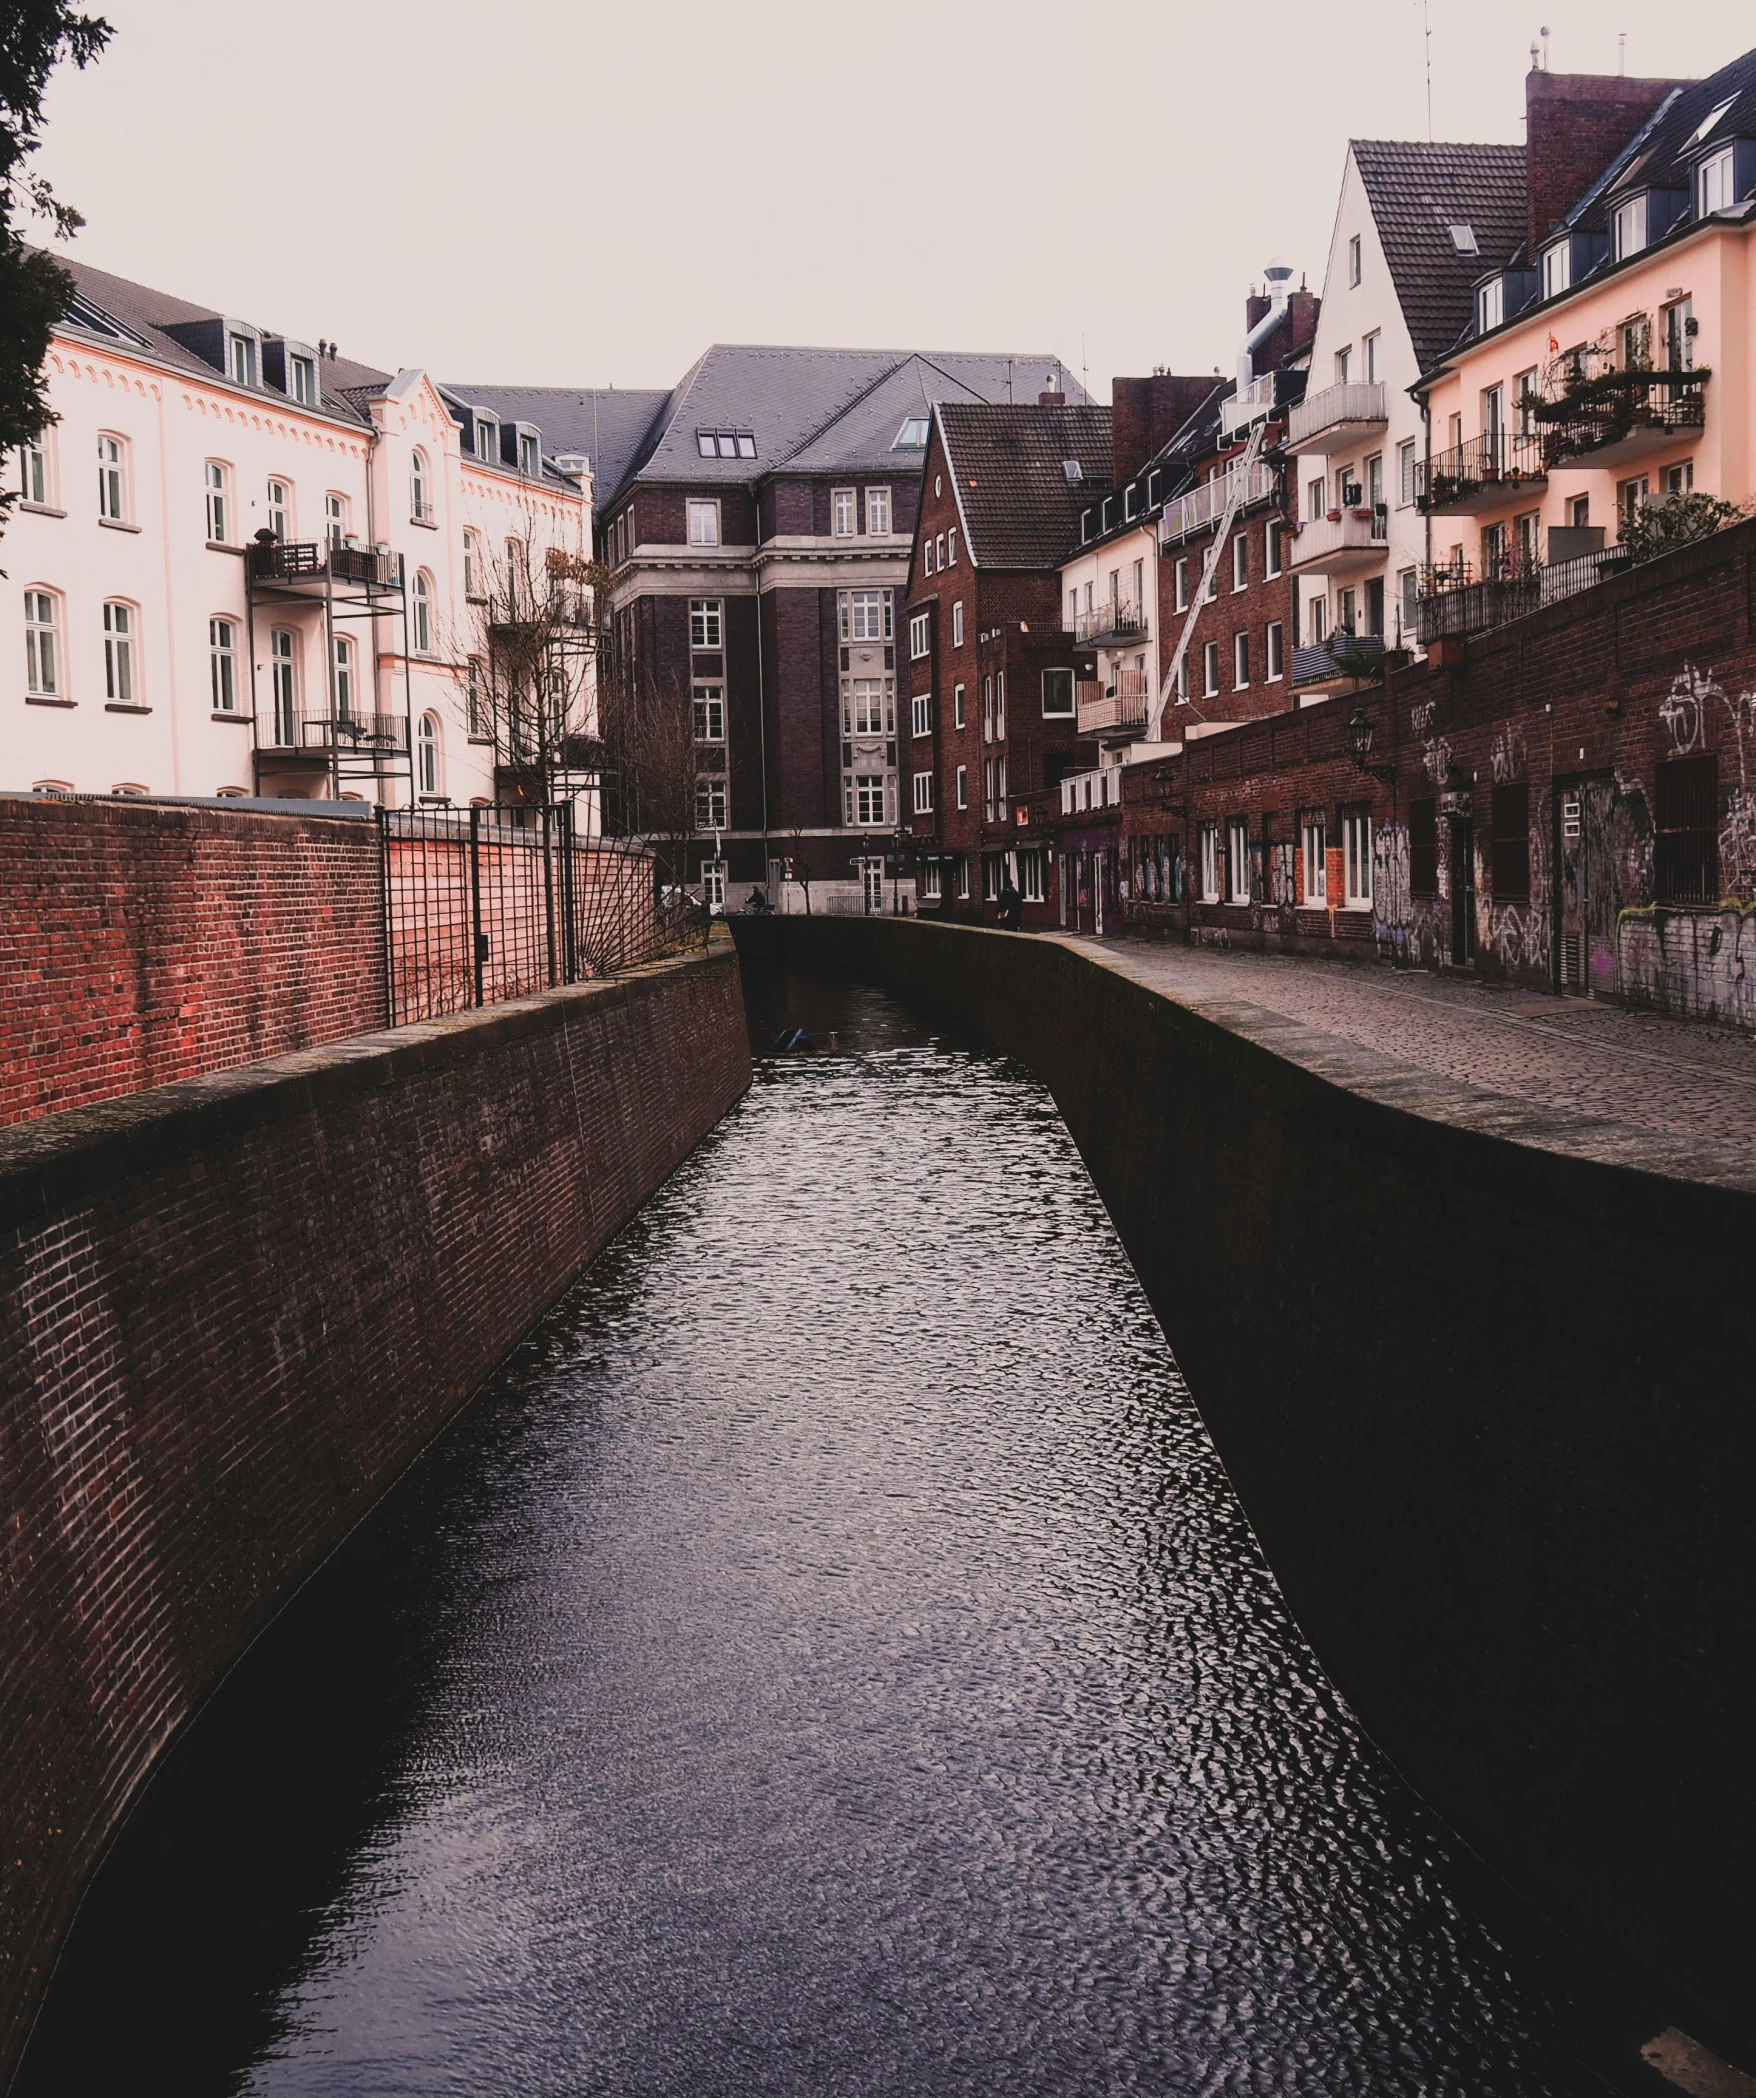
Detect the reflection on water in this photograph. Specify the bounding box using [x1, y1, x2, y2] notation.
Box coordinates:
[23, 963, 1607, 2095]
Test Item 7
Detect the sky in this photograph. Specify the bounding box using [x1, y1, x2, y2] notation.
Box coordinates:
[30, 0, 1756, 404]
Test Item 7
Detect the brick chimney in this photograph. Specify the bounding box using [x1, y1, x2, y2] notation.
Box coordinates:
[1525, 68, 1693, 250]
[1243, 285, 1320, 371]
[1038, 385, 1066, 407]
[1110, 373, 1223, 488]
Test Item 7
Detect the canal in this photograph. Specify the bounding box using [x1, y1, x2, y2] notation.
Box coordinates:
[20, 964, 1613, 2095]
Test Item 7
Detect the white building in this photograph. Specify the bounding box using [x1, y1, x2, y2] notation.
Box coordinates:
[7, 256, 592, 806]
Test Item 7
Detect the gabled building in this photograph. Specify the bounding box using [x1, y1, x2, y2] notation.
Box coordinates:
[474, 346, 1087, 915]
[902, 392, 1112, 922]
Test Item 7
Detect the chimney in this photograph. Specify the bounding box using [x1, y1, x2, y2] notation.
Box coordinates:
[1525, 67, 1694, 251]
[1109, 373, 1225, 488]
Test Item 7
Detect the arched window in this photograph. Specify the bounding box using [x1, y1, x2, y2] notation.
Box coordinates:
[504, 537, 523, 615]
[266, 477, 291, 541]
[23, 588, 61, 697]
[97, 433, 128, 523]
[103, 600, 138, 705]
[410, 449, 429, 523]
[205, 459, 231, 544]
[463, 530, 479, 599]
[413, 569, 434, 654]
[209, 617, 238, 713]
[270, 627, 297, 746]
[32, 779, 75, 796]
[333, 633, 356, 722]
[18, 428, 53, 507]
[417, 711, 441, 795]
[466, 656, 484, 735]
[325, 492, 349, 547]
[111, 781, 148, 797]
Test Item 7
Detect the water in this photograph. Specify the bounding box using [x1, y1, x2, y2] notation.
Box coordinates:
[21, 965, 1613, 2096]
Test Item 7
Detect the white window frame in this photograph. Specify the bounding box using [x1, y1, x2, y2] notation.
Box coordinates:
[1174, 557, 1188, 612]
[1612, 194, 1647, 260]
[1700, 147, 1735, 217]
[1198, 823, 1220, 903]
[921, 861, 942, 900]
[103, 599, 137, 705]
[687, 498, 721, 548]
[692, 687, 726, 742]
[1302, 815, 1326, 905]
[832, 487, 856, 537]
[955, 764, 968, 810]
[417, 712, 442, 796]
[478, 419, 499, 463]
[1348, 233, 1362, 287]
[333, 633, 356, 721]
[911, 691, 931, 738]
[1231, 532, 1248, 592]
[19, 433, 50, 507]
[1226, 817, 1250, 902]
[1265, 620, 1283, 682]
[1343, 809, 1373, 909]
[953, 682, 965, 729]
[846, 588, 890, 643]
[205, 459, 231, 544]
[695, 776, 729, 830]
[1542, 241, 1571, 299]
[1041, 667, 1074, 718]
[865, 486, 891, 535]
[326, 492, 349, 548]
[270, 626, 298, 745]
[266, 476, 290, 541]
[1398, 438, 1418, 507]
[410, 449, 430, 523]
[847, 677, 891, 736]
[24, 587, 62, 697]
[912, 770, 934, 814]
[1233, 630, 1250, 690]
[1202, 639, 1220, 698]
[97, 432, 127, 523]
[1363, 329, 1381, 383]
[1264, 519, 1282, 579]
[413, 569, 435, 654]
[291, 353, 317, 407]
[946, 527, 957, 566]
[209, 615, 238, 713]
[229, 333, 257, 388]
[853, 773, 886, 826]
[953, 599, 967, 647]
[690, 599, 723, 649]
[909, 609, 931, 660]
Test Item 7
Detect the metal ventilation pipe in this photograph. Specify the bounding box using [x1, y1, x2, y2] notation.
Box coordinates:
[1237, 258, 1295, 396]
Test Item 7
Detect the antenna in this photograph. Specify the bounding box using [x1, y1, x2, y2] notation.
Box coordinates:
[1618, 31, 1626, 74]
[1422, 0, 1433, 142]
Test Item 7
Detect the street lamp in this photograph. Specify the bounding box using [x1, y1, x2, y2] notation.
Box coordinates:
[1346, 705, 1396, 784]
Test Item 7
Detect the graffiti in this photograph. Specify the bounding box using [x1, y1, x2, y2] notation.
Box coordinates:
[1268, 840, 1298, 910]
[1656, 665, 1756, 901]
[1720, 787, 1756, 898]
[1620, 902, 1756, 1032]
[1659, 668, 1706, 755]
[1490, 724, 1526, 783]
[1371, 822, 1410, 955]
[1410, 699, 1439, 742]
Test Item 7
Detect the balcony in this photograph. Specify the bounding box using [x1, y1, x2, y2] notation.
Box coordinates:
[1218, 370, 1289, 440]
[1059, 766, 1123, 816]
[1073, 598, 1149, 648]
[1537, 368, 1710, 469]
[1414, 545, 1633, 646]
[1076, 670, 1150, 737]
[1286, 380, 1387, 456]
[1416, 432, 1547, 515]
[258, 706, 410, 754]
[246, 539, 401, 591]
[1290, 631, 1385, 690]
[1159, 461, 1277, 545]
[1286, 506, 1388, 575]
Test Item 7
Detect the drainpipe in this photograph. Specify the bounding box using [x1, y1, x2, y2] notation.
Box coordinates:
[1237, 259, 1295, 398]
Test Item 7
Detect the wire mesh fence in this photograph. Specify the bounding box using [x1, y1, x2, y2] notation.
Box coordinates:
[380, 804, 696, 1027]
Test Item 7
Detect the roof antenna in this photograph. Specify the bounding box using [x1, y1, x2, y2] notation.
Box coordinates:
[1422, 0, 1433, 142]
[1617, 31, 1626, 74]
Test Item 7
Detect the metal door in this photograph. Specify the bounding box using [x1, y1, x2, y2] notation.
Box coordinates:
[1555, 778, 1617, 995]
[1450, 816, 1476, 964]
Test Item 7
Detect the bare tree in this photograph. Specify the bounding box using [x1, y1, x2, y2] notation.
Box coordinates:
[783, 827, 814, 915]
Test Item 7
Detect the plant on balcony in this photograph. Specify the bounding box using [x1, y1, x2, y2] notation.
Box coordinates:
[1618, 490, 1752, 566]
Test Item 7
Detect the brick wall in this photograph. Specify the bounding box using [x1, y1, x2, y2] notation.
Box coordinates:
[0, 798, 386, 1130]
[1525, 69, 1690, 250]
[0, 943, 751, 2085]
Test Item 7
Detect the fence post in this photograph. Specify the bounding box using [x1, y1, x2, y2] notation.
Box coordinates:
[469, 803, 484, 1009]
[377, 804, 396, 1028]
[540, 802, 558, 989]
[559, 801, 578, 984]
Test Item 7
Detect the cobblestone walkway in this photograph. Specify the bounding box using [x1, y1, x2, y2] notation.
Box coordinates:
[1054, 936, 1756, 1192]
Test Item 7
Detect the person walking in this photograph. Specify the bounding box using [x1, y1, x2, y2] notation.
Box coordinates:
[996, 875, 1024, 931]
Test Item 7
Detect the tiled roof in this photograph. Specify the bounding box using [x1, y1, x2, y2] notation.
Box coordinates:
[1352, 140, 1528, 369]
[1598, 46, 1756, 219]
[936, 402, 1113, 569]
[779, 352, 1086, 475]
[447, 385, 674, 500]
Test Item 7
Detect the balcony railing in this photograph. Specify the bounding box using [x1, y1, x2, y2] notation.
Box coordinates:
[259, 707, 410, 754]
[1537, 369, 1709, 468]
[1414, 545, 1634, 645]
[1059, 766, 1123, 816]
[1076, 670, 1150, 736]
[1287, 380, 1387, 453]
[1218, 370, 1287, 439]
[1073, 598, 1149, 647]
[1159, 461, 1277, 545]
[1286, 506, 1387, 571]
[1290, 631, 1385, 688]
[1416, 431, 1547, 514]
[247, 539, 400, 588]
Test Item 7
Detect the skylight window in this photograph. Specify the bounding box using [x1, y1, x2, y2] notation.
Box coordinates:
[1062, 458, 1083, 483]
[696, 430, 756, 458]
[894, 416, 931, 448]
[64, 294, 143, 346]
[1449, 223, 1479, 255]
[1688, 96, 1738, 148]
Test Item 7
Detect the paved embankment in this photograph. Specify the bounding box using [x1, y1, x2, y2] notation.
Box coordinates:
[0, 936, 750, 2089]
[733, 914, 1756, 2072]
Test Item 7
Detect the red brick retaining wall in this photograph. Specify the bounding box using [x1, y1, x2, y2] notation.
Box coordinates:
[0, 944, 750, 2084]
[0, 798, 385, 1129]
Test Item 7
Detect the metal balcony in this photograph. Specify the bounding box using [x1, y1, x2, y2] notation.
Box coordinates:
[259, 707, 410, 754]
[1290, 632, 1385, 689]
[1159, 461, 1277, 545]
[1416, 432, 1547, 515]
[1414, 545, 1633, 645]
[1218, 370, 1286, 440]
[1538, 370, 1709, 470]
[1076, 671, 1150, 737]
[246, 539, 401, 590]
[1286, 507, 1388, 574]
[1286, 380, 1388, 456]
[1073, 599, 1149, 647]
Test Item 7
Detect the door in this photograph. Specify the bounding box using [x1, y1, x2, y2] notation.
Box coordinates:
[1450, 816, 1476, 965]
[861, 858, 884, 915]
[1555, 778, 1618, 995]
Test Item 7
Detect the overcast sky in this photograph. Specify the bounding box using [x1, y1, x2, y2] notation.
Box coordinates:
[32, 0, 1756, 403]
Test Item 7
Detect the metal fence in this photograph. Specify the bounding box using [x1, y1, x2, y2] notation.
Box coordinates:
[379, 804, 689, 1027]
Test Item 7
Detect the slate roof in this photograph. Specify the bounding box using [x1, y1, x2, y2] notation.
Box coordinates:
[778, 352, 1082, 476]
[1597, 45, 1756, 220]
[936, 402, 1113, 569]
[444, 385, 673, 499]
[1352, 141, 1528, 369]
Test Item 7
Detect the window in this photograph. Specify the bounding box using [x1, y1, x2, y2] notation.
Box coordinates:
[1202, 640, 1219, 697]
[1664, 298, 1695, 372]
[1307, 475, 1325, 522]
[1398, 567, 1418, 638]
[1348, 233, 1362, 286]
[97, 434, 126, 522]
[1448, 223, 1478, 256]
[103, 601, 136, 704]
[1570, 493, 1591, 529]
[417, 713, 441, 796]
[413, 569, 434, 653]
[1490, 783, 1529, 899]
[946, 527, 956, 566]
[696, 777, 729, 829]
[266, 477, 290, 540]
[1174, 557, 1189, 613]
[1700, 146, 1736, 217]
[1618, 475, 1651, 528]
[1343, 810, 1373, 907]
[1409, 797, 1438, 898]
[924, 538, 934, 577]
[693, 686, 725, 741]
[866, 486, 891, 535]
[981, 675, 993, 741]
[894, 416, 930, 447]
[270, 627, 297, 745]
[1334, 344, 1351, 384]
[1477, 278, 1504, 334]
[477, 419, 498, 462]
[1612, 194, 1647, 261]
[1233, 631, 1249, 689]
[847, 678, 891, 735]
[1301, 815, 1326, 904]
[953, 682, 965, 729]
[291, 353, 317, 407]
[687, 499, 720, 547]
[1042, 667, 1074, 717]
[1265, 520, 1282, 579]
[1307, 594, 1326, 645]
[1655, 754, 1718, 901]
[1265, 621, 1283, 682]
[229, 333, 257, 387]
[690, 599, 723, 649]
[462, 530, 479, 597]
[913, 770, 934, 814]
[854, 775, 886, 825]
[466, 657, 484, 735]
[410, 450, 430, 522]
[209, 616, 237, 712]
[994, 671, 1005, 738]
[1664, 460, 1695, 496]
[1199, 824, 1220, 902]
[921, 861, 942, 900]
[24, 589, 60, 696]
[518, 431, 538, 477]
[1542, 241, 1571, 299]
[326, 493, 348, 548]
[951, 601, 964, 648]
[909, 609, 931, 660]
[844, 588, 890, 642]
[18, 435, 47, 506]
[833, 488, 856, 537]
[1068, 589, 1079, 628]
[954, 765, 970, 810]
[1365, 453, 1384, 512]
[1232, 533, 1248, 592]
[912, 691, 931, 737]
[1226, 818, 1250, 902]
[936, 532, 946, 569]
[1392, 438, 1416, 511]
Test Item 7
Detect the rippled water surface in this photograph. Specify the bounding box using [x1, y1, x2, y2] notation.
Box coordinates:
[23, 965, 1605, 2096]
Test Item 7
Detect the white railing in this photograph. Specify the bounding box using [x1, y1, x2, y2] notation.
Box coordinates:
[1287, 508, 1388, 568]
[1073, 598, 1148, 646]
[1076, 673, 1149, 736]
[1287, 380, 1387, 451]
[1159, 461, 1277, 545]
[1059, 766, 1124, 815]
[1219, 371, 1280, 438]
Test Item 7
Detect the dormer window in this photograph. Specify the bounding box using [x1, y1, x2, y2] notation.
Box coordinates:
[229, 334, 257, 387]
[894, 417, 930, 448]
[1613, 194, 1648, 260]
[1124, 485, 1137, 519]
[1080, 506, 1093, 542]
[1700, 146, 1737, 217]
[1542, 241, 1571, 299]
[290, 354, 317, 406]
[476, 418, 498, 462]
[695, 431, 756, 459]
[519, 431, 539, 476]
[1477, 277, 1504, 333]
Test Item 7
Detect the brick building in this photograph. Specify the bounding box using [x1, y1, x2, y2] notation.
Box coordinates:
[468, 347, 1087, 915]
[900, 392, 1112, 924]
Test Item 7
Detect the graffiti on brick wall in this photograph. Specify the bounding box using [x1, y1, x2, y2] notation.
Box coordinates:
[1490, 724, 1527, 784]
[1371, 822, 1410, 957]
[1486, 826, 1551, 980]
[1659, 664, 1756, 903]
[1620, 902, 1756, 1032]
[1268, 841, 1298, 909]
[1410, 698, 1453, 787]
